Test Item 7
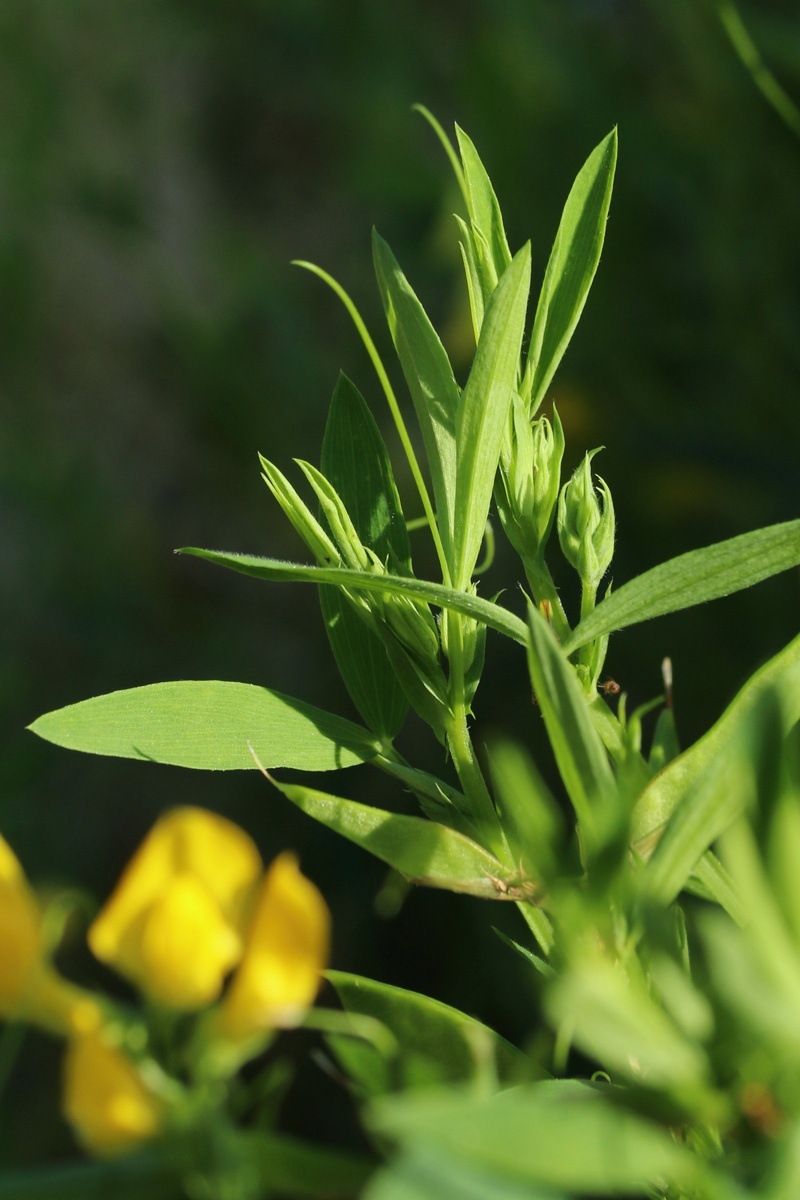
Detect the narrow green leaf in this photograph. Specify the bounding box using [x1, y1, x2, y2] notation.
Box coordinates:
[527, 604, 616, 834]
[368, 1080, 696, 1195]
[178, 549, 530, 646]
[320, 373, 410, 739]
[326, 970, 525, 1097]
[525, 129, 617, 414]
[631, 631, 800, 854]
[28, 681, 378, 771]
[565, 519, 800, 654]
[271, 777, 523, 899]
[373, 233, 459, 559]
[455, 126, 511, 281]
[453, 244, 531, 587]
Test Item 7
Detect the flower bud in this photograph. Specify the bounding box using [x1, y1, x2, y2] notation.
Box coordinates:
[498, 398, 564, 562]
[89, 809, 262, 1010]
[557, 450, 615, 591]
[212, 852, 329, 1043]
[63, 1027, 164, 1157]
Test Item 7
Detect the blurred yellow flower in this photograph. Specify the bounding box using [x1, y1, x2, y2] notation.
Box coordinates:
[88, 808, 262, 1010]
[214, 852, 330, 1043]
[0, 834, 100, 1035]
[0, 835, 44, 1014]
[63, 1027, 164, 1157]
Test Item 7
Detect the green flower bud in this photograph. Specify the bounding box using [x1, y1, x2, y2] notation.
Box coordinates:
[498, 396, 565, 561]
[384, 595, 441, 668]
[557, 450, 615, 590]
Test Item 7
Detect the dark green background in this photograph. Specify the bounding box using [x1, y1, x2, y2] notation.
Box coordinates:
[2, 0, 799, 1168]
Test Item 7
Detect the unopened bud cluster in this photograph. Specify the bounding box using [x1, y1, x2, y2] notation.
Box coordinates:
[498, 399, 565, 564]
[557, 449, 615, 593]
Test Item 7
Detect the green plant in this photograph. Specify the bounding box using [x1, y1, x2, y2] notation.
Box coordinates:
[9, 110, 800, 1198]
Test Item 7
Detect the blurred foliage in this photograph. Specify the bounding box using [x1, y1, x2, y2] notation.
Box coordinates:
[2, 0, 799, 1169]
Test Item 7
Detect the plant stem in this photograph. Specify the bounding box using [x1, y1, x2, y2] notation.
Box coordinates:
[523, 556, 571, 644]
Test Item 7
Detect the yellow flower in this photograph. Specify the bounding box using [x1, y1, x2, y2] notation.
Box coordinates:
[63, 1026, 164, 1157]
[88, 808, 262, 1010]
[213, 852, 330, 1043]
[0, 834, 100, 1035]
[0, 835, 44, 1015]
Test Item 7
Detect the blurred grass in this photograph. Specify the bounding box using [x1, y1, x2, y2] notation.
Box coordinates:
[1, 0, 799, 1168]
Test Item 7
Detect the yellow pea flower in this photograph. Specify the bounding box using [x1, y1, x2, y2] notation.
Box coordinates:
[0, 835, 44, 1014]
[0, 834, 100, 1035]
[63, 1026, 164, 1157]
[88, 808, 262, 1010]
[213, 852, 330, 1043]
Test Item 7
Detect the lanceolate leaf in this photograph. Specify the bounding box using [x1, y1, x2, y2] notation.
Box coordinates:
[178, 549, 530, 645]
[631, 631, 800, 855]
[320, 372, 410, 739]
[373, 233, 459, 559]
[28, 681, 378, 771]
[455, 125, 512, 286]
[564, 519, 800, 654]
[270, 778, 524, 899]
[453, 244, 531, 588]
[525, 128, 617, 415]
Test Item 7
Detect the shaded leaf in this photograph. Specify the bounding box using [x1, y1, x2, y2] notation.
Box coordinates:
[320, 373, 410, 739]
[326, 970, 525, 1098]
[270, 777, 520, 898]
[527, 605, 615, 836]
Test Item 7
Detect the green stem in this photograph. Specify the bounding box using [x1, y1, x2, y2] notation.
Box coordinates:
[523, 556, 571, 645]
